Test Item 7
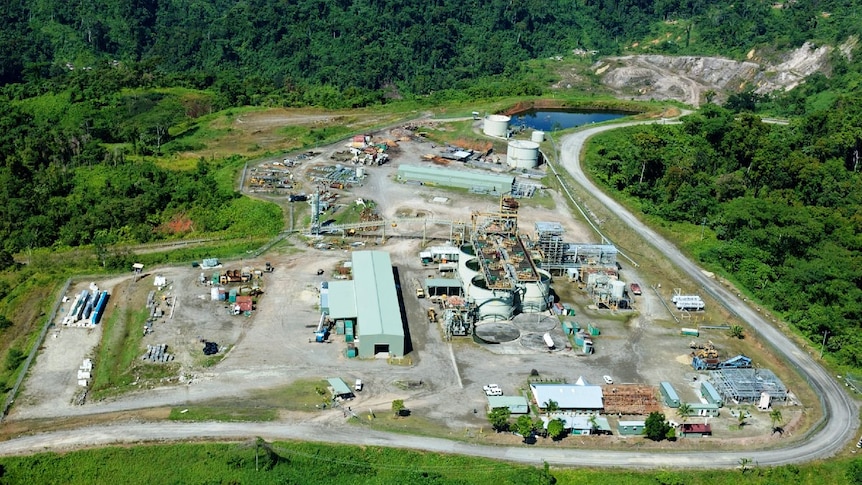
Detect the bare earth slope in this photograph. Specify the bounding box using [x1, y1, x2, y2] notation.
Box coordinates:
[597, 41, 834, 106]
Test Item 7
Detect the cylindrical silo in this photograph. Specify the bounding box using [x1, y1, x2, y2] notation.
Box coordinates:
[531, 130, 545, 143]
[518, 269, 552, 313]
[467, 275, 514, 321]
[483, 114, 511, 138]
[507, 140, 540, 169]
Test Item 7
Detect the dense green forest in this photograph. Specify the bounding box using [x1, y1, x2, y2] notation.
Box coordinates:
[3, 0, 861, 94]
[585, 97, 862, 367]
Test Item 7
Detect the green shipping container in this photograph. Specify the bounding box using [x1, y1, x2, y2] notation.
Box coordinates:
[588, 324, 600, 336]
[228, 288, 238, 303]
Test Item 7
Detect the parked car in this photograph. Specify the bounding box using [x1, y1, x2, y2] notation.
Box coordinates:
[630, 283, 642, 295]
[354, 379, 363, 391]
[603, 375, 614, 385]
[483, 384, 502, 396]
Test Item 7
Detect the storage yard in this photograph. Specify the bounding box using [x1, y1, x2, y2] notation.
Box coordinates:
[10, 117, 802, 446]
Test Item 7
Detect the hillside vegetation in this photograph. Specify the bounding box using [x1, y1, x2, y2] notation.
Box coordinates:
[585, 99, 862, 369]
[3, 1, 861, 93]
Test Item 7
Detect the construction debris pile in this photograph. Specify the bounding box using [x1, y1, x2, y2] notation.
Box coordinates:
[247, 165, 296, 193]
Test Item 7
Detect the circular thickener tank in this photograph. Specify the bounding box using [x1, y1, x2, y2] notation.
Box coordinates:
[531, 130, 545, 143]
[459, 257, 481, 283]
[507, 140, 540, 169]
[468, 275, 514, 321]
[458, 245, 477, 281]
[483, 114, 511, 138]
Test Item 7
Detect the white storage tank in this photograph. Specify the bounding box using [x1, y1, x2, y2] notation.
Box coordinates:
[519, 269, 552, 313]
[531, 130, 545, 143]
[483, 114, 511, 138]
[507, 140, 540, 169]
[467, 275, 515, 321]
[611, 280, 626, 299]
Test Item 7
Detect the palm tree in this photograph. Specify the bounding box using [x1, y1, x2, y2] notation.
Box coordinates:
[588, 414, 599, 434]
[543, 399, 560, 415]
[676, 402, 692, 424]
[769, 408, 783, 434]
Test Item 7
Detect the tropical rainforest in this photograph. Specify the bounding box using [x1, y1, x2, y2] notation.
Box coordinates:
[0, 1, 860, 371]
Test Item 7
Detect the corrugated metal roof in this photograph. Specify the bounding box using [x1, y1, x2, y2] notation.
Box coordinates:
[352, 251, 403, 338]
[397, 164, 514, 191]
[327, 378, 353, 396]
[530, 384, 604, 410]
[487, 395, 529, 414]
[541, 415, 611, 431]
[425, 278, 463, 288]
[326, 280, 356, 319]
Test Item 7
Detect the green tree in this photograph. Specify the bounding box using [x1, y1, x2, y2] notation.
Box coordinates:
[736, 408, 748, 429]
[729, 325, 745, 339]
[543, 399, 559, 414]
[847, 458, 862, 484]
[588, 414, 599, 434]
[644, 412, 671, 441]
[676, 402, 692, 425]
[391, 399, 405, 417]
[547, 418, 565, 441]
[769, 408, 783, 431]
[487, 407, 511, 432]
[515, 415, 534, 443]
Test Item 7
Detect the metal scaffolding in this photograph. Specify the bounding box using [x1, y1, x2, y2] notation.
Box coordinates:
[709, 368, 788, 404]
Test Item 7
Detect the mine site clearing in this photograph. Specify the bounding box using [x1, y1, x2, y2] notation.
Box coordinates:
[13, 118, 801, 443]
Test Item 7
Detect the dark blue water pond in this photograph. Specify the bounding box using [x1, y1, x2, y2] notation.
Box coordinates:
[510, 110, 628, 132]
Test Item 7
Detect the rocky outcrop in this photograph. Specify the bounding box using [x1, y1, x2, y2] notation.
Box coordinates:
[597, 42, 835, 106]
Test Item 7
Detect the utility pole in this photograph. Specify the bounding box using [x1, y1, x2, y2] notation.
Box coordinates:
[701, 218, 707, 240]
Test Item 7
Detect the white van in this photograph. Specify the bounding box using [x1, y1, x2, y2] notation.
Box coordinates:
[354, 379, 363, 391]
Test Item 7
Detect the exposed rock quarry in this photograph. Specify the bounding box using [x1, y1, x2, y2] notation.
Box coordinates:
[597, 41, 838, 106]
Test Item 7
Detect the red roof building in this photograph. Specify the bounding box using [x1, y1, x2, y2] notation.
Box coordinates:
[680, 423, 712, 437]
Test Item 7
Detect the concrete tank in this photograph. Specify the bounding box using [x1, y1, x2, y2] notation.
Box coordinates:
[507, 140, 540, 169]
[483, 114, 511, 138]
[531, 130, 545, 143]
[467, 275, 514, 321]
[518, 269, 552, 313]
[459, 258, 481, 283]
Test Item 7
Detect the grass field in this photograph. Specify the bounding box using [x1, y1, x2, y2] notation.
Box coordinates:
[0, 439, 858, 485]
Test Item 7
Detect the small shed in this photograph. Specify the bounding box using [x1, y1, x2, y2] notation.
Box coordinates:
[680, 423, 712, 437]
[688, 402, 720, 417]
[487, 395, 529, 414]
[659, 381, 680, 408]
[618, 420, 646, 435]
[425, 278, 463, 297]
[701, 381, 723, 407]
[327, 378, 354, 400]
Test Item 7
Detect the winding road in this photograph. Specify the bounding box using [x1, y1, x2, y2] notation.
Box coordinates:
[0, 120, 857, 468]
